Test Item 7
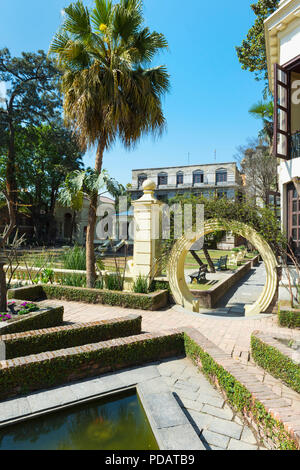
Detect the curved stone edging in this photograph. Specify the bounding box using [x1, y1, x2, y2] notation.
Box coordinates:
[167, 219, 278, 316]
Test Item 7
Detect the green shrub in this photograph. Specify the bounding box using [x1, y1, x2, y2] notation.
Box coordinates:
[59, 273, 87, 287]
[4, 315, 142, 359]
[0, 332, 184, 400]
[251, 334, 300, 394]
[132, 275, 148, 294]
[8, 284, 169, 311]
[62, 245, 86, 270]
[104, 273, 123, 291]
[8, 285, 44, 301]
[278, 308, 300, 329]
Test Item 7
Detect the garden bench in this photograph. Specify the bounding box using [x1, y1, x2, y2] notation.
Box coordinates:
[189, 265, 208, 284]
[214, 255, 228, 271]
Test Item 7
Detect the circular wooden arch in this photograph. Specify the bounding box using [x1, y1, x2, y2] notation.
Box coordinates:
[167, 219, 278, 316]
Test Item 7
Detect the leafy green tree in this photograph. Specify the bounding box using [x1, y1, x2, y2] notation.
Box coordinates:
[236, 0, 279, 87]
[0, 49, 61, 209]
[15, 123, 84, 241]
[49, 0, 170, 287]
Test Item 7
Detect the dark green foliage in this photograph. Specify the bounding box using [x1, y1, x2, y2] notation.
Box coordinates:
[62, 246, 86, 270]
[251, 335, 300, 394]
[278, 309, 300, 329]
[0, 333, 184, 400]
[0, 306, 63, 334]
[7, 285, 44, 301]
[132, 275, 148, 294]
[59, 273, 87, 287]
[236, 0, 280, 85]
[4, 315, 142, 359]
[8, 284, 168, 310]
[104, 273, 123, 291]
[170, 194, 286, 259]
[42, 284, 167, 310]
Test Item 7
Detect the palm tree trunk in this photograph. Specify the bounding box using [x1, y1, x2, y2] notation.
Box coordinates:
[0, 265, 7, 312]
[86, 140, 106, 288]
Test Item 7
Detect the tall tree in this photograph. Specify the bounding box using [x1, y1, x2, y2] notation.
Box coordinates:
[50, 0, 170, 287]
[15, 123, 84, 241]
[236, 141, 278, 207]
[236, 0, 279, 89]
[0, 49, 61, 210]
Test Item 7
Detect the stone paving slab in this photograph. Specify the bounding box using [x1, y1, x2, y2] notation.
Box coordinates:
[0, 357, 264, 450]
[47, 280, 300, 413]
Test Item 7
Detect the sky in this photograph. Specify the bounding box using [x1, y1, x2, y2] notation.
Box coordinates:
[0, 0, 265, 186]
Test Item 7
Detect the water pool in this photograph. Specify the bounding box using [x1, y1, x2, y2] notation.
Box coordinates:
[0, 390, 159, 450]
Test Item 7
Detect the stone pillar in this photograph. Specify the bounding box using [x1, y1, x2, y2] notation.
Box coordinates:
[130, 179, 162, 280]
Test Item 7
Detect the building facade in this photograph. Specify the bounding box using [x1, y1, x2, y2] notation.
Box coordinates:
[54, 195, 115, 245]
[128, 162, 242, 202]
[265, 0, 300, 246]
[128, 162, 243, 249]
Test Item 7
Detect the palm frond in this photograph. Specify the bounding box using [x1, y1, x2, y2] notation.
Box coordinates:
[91, 0, 113, 30]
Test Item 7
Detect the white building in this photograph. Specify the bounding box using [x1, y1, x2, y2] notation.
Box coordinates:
[128, 162, 242, 202]
[54, 195, 115, 245]
[265, 0, 300, 246]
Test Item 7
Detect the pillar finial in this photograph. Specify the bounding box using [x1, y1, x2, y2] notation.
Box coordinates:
[142, 179, 156, 195]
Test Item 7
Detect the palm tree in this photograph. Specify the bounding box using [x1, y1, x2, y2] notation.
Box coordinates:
[249, 101, 274, 146]
[49, 0, 170, 287]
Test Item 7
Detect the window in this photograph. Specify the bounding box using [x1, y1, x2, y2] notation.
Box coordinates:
[193, 170, 204, 185]
[138, 174, 147, 188]
[158, 172, 168, 186]
[176, 172, 184, 185]
[216, 169, 227, 184]
[273, 64, 290, 159]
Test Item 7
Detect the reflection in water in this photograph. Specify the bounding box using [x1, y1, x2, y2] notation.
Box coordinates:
[0, 390, 158, 450]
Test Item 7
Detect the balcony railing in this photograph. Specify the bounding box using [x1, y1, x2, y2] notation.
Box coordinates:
[291, 131, 300, 159]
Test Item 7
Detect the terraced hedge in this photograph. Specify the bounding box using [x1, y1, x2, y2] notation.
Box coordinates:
[251, 333, 300, 394]
[8, 284, 168, 311]
[0, 332, 184, 400]
[2, 315, 142, 360]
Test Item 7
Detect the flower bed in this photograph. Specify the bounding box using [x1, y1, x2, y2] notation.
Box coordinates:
[0, 300, 40, 325]
[0, 304, 64, 335]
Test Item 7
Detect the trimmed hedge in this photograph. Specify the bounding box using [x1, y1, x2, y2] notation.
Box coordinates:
[0, 333, 184, 400]
[2, 315, 142, 360]
[8, 284, 168, 311]
[7, 285, 43, 302]
[184, 333, 298, 451]
[278, 308, 300, 329]
[251, 334, 300, 394]
[0, 306, 64, 335]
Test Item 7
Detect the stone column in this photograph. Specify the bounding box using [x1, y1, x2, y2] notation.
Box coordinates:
[130, 179, 162, 280]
